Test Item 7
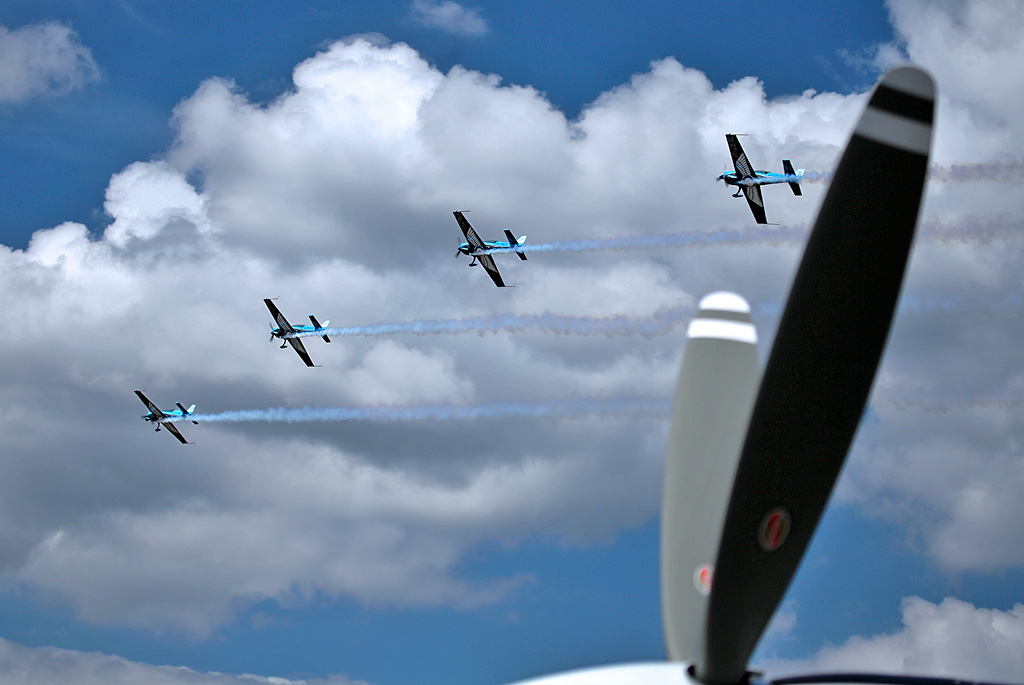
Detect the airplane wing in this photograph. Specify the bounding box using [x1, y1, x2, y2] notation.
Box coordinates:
[454, 211, 486, 250]
[287, 336, 316, 367]
[741, 184, 768, 224]
[163, 422, 190, 445]
[477, 253, 505, 287]
[134, 390, 163, 417]
[725, 134, 755, 177]
[264, 298, 294, 333]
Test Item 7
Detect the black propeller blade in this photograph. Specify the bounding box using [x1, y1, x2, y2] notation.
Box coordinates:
[700, 65, 935, 685]
[657, 66, 936, 685]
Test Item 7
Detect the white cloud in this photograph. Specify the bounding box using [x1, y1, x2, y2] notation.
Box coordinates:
[103, 162, 214, 247]
[0, 22, 100, 103]
[814, 0, 1024, 577]
[0, 636, 369, 685]
[345, 340, 475, 404]
[409, 0, 488, 37]
[0, 2, 1021, 653]
[890, 0, 1024, 127]
[766, 597, 1024, 682]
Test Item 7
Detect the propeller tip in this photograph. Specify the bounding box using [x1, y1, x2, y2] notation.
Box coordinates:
[687, 292, 757, 344]
[881, 65, 935, 100]
[698, 292, 751, 314]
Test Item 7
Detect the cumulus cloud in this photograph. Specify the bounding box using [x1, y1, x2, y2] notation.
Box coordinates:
[0, 637, 369, 685]
[766, 597, 1024, 682]
[409, 0, 488, 37]
[0, 5, 1021, 665]
[818, 3, 1024, 578]
[103, 162, 214, 247]
[890, 0, 1024, 126]
[0, 22, 100, 103]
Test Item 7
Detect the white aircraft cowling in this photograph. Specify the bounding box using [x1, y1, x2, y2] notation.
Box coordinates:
[507, 662, 695, 685]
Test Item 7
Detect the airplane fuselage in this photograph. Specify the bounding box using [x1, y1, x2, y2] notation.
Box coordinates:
[141, 408, 193, 435]
[718, 170, 798, 187]
[457, 238, 527, 267]
[141, 407, 190, 423]
[271, 324, 327, 340]
[458, 239, 516, 257]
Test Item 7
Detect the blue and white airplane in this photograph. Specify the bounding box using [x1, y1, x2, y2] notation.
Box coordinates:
[264, 298, 330, 367]
[718, 133, 803, 224]
[134, 390, 197, 444]
[454, 210, 527, 288]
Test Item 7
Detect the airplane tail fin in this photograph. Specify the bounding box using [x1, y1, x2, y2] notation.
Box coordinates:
[783, 159, 803, 196]
[176, 403, 198, 423]
[504, 230, 528, 261]
[309, 315, 331, 343]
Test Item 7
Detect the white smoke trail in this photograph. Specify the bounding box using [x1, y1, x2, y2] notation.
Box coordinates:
[798, 170, 833, 184]
[274, 215, 1020, 352]
[190, 396, 673, 425]
[927, 158, 1024, 183]
[287, 252, 1023, 343]
[896, 290, 1024, 315]
[189, 390, 1024, 427]
[476, 214, 1021, 258]
[798, 159, 1024, 185]
[480, 225, 809, 256]
[874, 394, 1024, 414]
[286, 304, 696, 340]
[734, 174, 805, 185]
[917, 213, 1024, 245]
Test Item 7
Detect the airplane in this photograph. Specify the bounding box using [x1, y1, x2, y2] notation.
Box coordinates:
[264, 298, 330, 368]
[506, 67, 959, 685]
[134, 390, 197, 445]
[453, 210, 528, 288]
[718, 133, 804, 224]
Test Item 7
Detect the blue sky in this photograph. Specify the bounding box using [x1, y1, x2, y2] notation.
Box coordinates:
[1, 1, 1023, 684]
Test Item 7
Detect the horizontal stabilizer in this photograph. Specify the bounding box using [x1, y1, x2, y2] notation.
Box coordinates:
[504, 230, 528, 260]
[782, 160, 802, 196]
[310, 315, 331, 343]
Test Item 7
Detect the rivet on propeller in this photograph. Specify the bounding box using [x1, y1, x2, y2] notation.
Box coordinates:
[757, 508, 791, 552]
[693, 564, 714, 596]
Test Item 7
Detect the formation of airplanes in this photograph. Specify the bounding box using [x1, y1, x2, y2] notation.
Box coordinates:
[718, 133, 804, 224]
[138, 131, 800, 440]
